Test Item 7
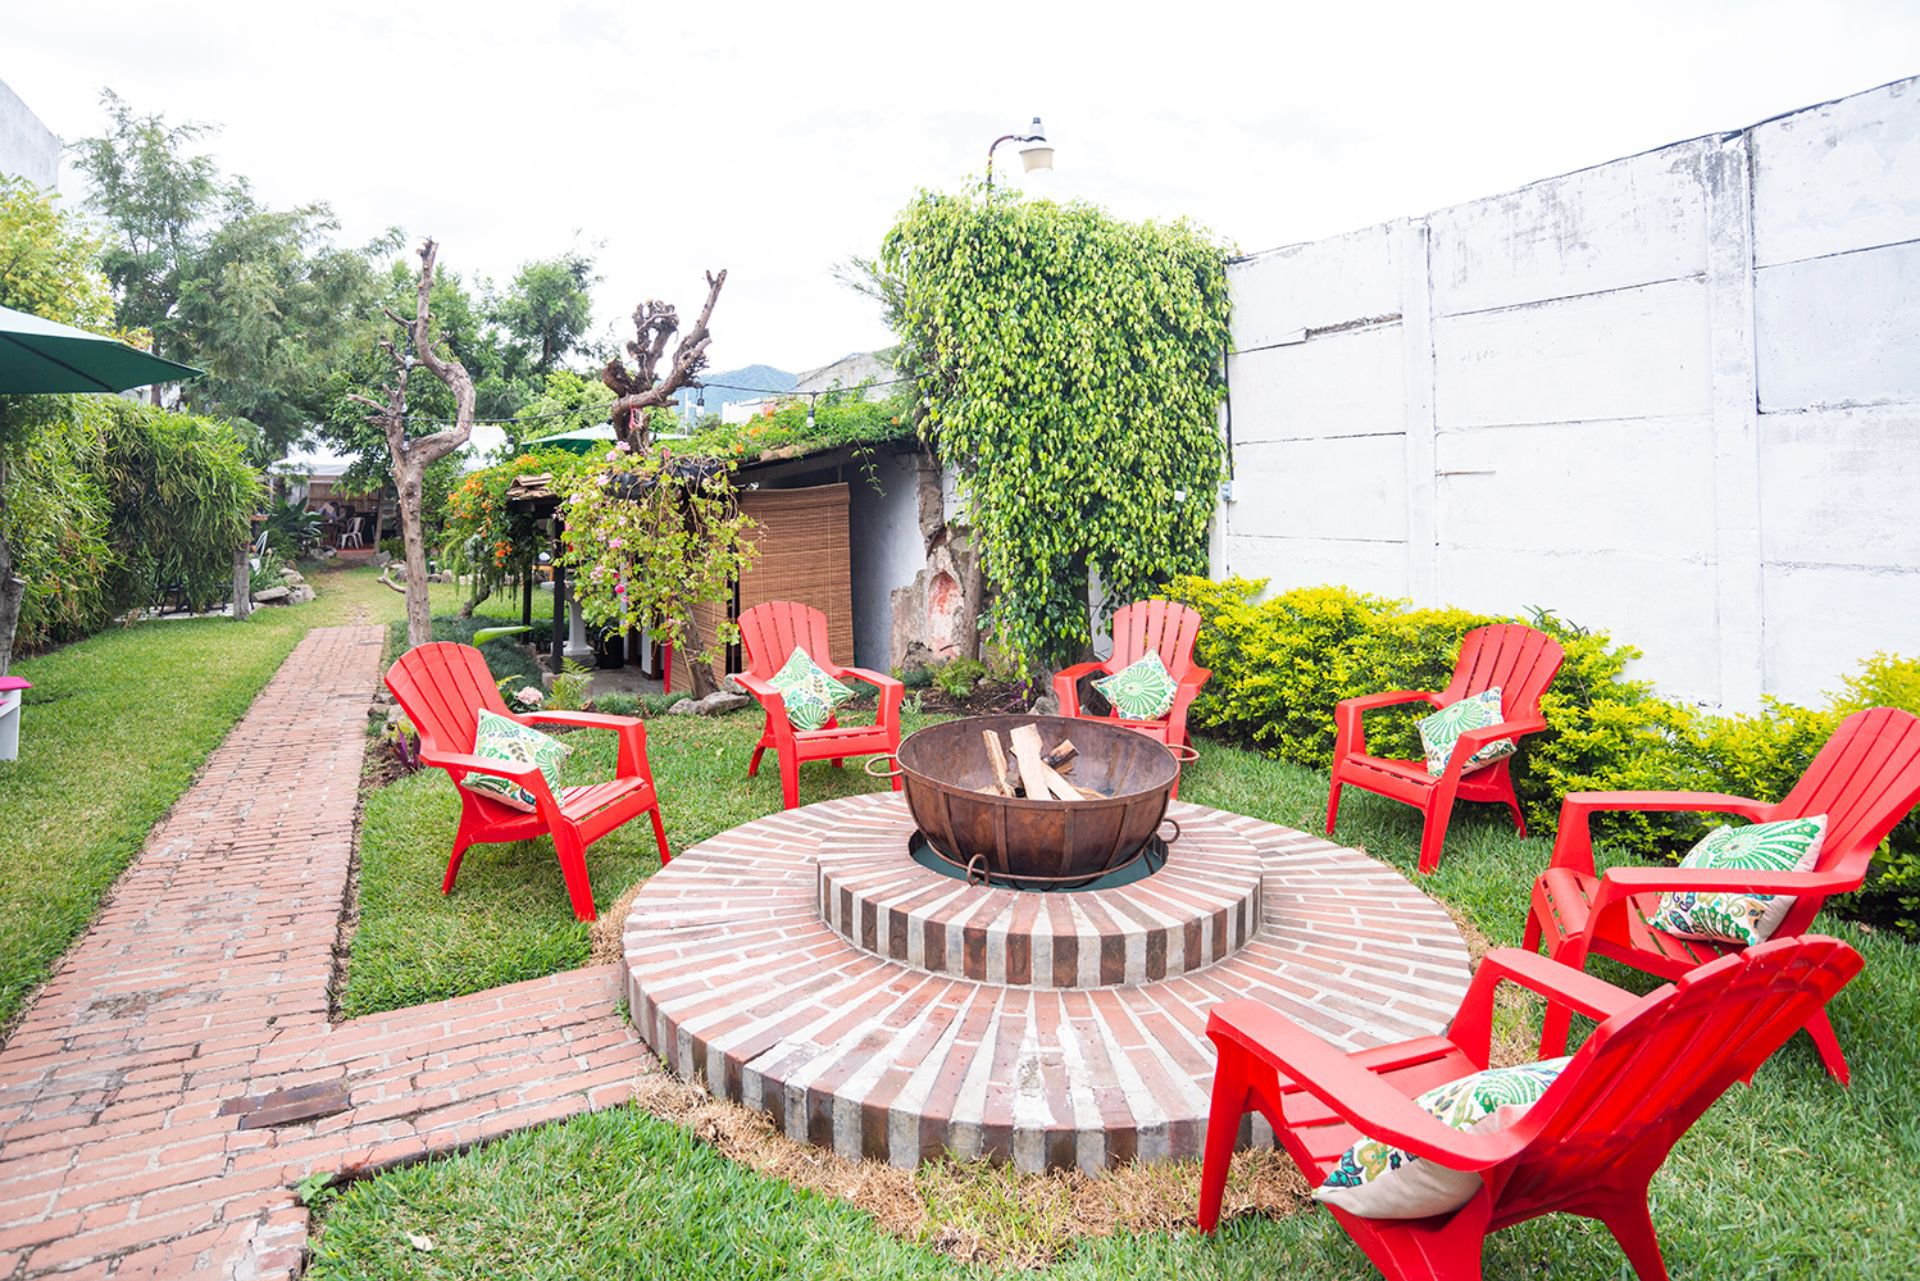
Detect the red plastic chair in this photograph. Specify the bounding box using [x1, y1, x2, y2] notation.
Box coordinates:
[1053, 600, 1211, 751]
[1199, 936, 1863, 1281]
[1327, 624, 1565, 874]
[385, 642, 670, 922]
[1525, 706, 1920, 1083]
[736, 601, 905, 809]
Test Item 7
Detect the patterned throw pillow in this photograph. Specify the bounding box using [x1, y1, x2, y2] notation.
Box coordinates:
[1417, 687, 1515, 776]
[1648, 815, 1827, 946]
[1315, 1057, 1571, 1220]
[768, 646, 855, 732]
[1093, 652, 1179, 721]
[460, 708, 572, 812]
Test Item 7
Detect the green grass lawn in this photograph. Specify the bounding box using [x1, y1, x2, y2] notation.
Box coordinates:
[317, 710, 1920, 1279]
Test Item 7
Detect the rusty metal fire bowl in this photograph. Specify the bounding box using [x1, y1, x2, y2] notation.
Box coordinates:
[894, 714, 1179, 887]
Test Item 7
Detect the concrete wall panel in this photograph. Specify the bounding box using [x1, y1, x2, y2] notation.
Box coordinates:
[1759, 406, 1920, 571]
[1763, 563, 1920, 706]
[1228, 325, 1405, 443]
[1228, 434, 1408, 542]
[1753, 78, 1920, 268]
[1433, 417, 1716, 556]
[1229, 222, 1401, 350]
[1430, 142, 1709, 315]
[1220, 534, 1409, 599]
[1755, 238, 1920, 412]
[1433, 278, 1712, 429]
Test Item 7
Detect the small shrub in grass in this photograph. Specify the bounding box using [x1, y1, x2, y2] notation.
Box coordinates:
[386, 614, 547, 687]
[591, 693, 642, 717]
[898, 665, 934, 689]
[641, 692, 692, 715]
[930, 657, 987, 698]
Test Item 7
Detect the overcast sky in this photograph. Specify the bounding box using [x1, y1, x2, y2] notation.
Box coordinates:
[9, 1, 1919, 378]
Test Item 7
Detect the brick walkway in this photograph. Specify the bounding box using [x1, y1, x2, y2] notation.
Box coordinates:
[0, 626, 648, 1280]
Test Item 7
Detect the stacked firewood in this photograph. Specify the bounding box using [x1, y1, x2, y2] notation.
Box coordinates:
[980, 725, 1102, 800]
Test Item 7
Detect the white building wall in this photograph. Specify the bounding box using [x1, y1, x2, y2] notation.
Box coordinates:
[1220, 76, 1920, 710]
[0, 78, 60, 190]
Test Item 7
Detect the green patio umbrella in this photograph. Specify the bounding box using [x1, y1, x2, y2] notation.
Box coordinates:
[516, 422, 617, 455]
[0, 303, 201, 393]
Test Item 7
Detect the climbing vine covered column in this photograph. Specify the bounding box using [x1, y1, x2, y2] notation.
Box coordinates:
[878, 188, 1230, 671]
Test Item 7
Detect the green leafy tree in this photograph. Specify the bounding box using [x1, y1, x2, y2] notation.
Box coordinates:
[71, 90, 388, 458]
[878, 186, 1231, 671]
[491, 251, 600, 379]
[0, 178, 120, 672]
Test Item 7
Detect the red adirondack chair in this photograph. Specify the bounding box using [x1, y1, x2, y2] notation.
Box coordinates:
[1525, 705, 1920, 1083]
[1053, 600, 1211, 752]
[385, 642, 670, 922]
[1198, 936, 1864, 1281]
[1327, 624, 1565, 874]
[736, 601, 905, 809]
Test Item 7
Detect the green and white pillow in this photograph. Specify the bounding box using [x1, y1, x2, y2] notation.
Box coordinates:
[1648, 814, 1827, 946]
[461, 708, 571, 812]
[768, 646, 855, 732]
[1417, 687, 1515, 776]
[1093, 652, 1179, 721]
[1315, 1056, 1570, 1220]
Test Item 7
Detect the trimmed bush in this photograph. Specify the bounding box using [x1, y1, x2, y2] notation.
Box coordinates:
[1164, 576, 1920, 937]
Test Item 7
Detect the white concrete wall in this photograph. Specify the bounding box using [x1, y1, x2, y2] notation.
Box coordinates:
[0, 79, 60, 190]
[847, 450, 926, 670]
[1220, 76, 1920, 710]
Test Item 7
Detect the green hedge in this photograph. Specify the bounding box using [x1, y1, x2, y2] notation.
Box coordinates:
[1164, 576, 1920, 937]
[6, 398, 260, 650]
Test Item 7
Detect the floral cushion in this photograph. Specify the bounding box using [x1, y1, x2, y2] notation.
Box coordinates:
[1417, 687, 1515, 776]
[460, 708, 571, 811]
[1315, 1057, 1570, 1220]
[768, 646, 855, 732]
[1648, 814, 1827, 946]
[1093, 651, 1179, 721]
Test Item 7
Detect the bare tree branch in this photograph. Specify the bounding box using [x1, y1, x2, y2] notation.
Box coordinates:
[600, 269, 727, 447]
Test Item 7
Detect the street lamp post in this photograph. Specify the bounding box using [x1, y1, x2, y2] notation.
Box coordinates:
[986, 116, 1053, 189]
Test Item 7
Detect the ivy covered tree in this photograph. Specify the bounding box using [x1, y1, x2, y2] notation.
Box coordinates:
[877, 188, 1231, 672]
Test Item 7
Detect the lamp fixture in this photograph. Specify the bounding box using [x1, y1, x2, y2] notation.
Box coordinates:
[987, 116, 1052, 189]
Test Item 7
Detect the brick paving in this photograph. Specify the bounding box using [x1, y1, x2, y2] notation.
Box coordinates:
[0, 626, 649, 1280]
[623, 794, 1473, 1174]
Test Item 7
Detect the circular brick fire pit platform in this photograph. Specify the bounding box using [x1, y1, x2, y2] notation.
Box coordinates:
[621, 793, 1471, 1173]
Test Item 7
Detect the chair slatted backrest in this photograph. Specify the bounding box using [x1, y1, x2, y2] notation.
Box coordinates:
[385, 642, 510, 758]
[1772, 707, 1920, 884]
[739, 600, 834, 680]
[1494, 936, 1862, 1220]
[1441, 624, 1565, 721]
[1108, 600, 1203, 681]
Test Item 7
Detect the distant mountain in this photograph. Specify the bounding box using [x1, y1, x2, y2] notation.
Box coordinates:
[674, 364, 795, 415]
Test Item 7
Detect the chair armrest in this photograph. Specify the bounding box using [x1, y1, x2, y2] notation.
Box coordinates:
[734, 672, 778, 697]
[835, 666, 904, 695]
[515, 709, 649, 776]
[1549, 791, 1777, 876]
[1338, 690, 1443, 715]
[421, 749, 540, 779]
[734, 673, 791, 728]
[515, 709, 644, 733]
[1447, 948, 1639, 1062]
[1333, 691, 1442, 758]
[1052, 661, 1110, 720]
[1207, 1001, 1523, 1171]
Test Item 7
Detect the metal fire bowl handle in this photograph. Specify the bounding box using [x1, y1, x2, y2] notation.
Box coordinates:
[1158, 816, 1182, 845]
[1167, 742, 1200, 764]
[864, 755, 904, 778]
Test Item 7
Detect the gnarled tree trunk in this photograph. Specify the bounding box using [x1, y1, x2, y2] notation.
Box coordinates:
[348, 240, 476, 650]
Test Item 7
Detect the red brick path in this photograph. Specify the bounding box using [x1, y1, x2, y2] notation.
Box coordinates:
[0, 626, 648, 1279]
